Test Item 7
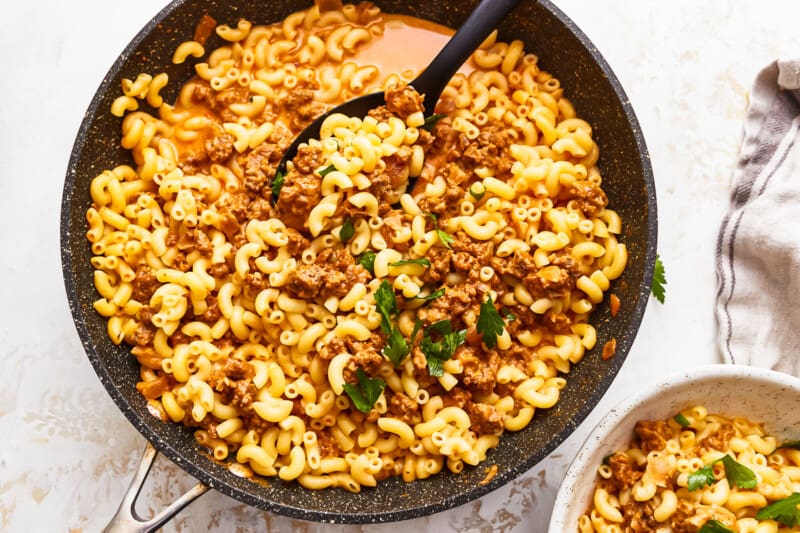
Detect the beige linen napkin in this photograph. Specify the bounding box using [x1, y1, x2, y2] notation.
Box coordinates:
[716, 59, 800, 374]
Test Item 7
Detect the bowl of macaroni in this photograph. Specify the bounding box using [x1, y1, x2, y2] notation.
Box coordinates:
[61, 0, 657, 524]
[549, 364, 800, 532]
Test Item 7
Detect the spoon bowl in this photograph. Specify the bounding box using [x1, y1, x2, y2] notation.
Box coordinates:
[271, 0, 522, 200]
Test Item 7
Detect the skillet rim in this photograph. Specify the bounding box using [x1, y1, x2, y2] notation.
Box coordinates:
[60, 0, 657, 523]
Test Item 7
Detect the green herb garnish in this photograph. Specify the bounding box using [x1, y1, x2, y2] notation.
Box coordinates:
[476, 297, 506, 349]
[419, 320, 466, 377]
[317, 163, 336, 176]
[697, 520, 734, 533]
[414, 288, 446, 301]
[374, 280, 412, 365]
[756, 492, 800, 527]
[425, 212, 454, 249]
[651, 254, 667, 304]
[719, 454, 757, 489]
[271, 170, 286, 199]
[383, 327, 409, 366]
[389, 258, 431, 268]
[359, 251, 377, 275]
[688, 455, 757, 491]
[778, 440, 800, 450]
[421, 113, 447, 131]
[339, 218, 355, 243]
[674, 412, 690, 427]
[375, 280, 398, 334]
[688, 464, 717, 491]
[501, 308, 516, 322]
[342, 368, 386, 413]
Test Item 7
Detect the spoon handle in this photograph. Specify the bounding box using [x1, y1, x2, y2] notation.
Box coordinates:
[412, 0, 523, 114]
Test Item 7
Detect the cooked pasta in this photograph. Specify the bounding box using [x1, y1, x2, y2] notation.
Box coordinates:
[580, 407, 800, 532]
[86, 0, 627, 491]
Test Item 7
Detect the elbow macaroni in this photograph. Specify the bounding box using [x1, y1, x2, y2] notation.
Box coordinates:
[580, 407, 800, 531]
[86, 2, 628, 491]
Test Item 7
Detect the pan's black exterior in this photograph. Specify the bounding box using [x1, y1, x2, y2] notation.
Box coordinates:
[61, 0, 657, 523]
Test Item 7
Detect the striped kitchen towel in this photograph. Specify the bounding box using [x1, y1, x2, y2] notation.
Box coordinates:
[716, 59, 800, 374]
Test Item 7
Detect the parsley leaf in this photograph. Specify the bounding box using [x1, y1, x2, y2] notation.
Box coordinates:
[425, 212, 455, 249]
[271, 170, 286, 200]
[374, 280, 412, 365]
[420, 320, 466, 377]
[756, 492, 800, 527]
[651, 254, 667, 304]
[421, 113, 447, 131]
[414, 287, 446, 301]
[437, 228, 455, 249]
[383, 327, 409, 366]
[339, 218, 355, 243]
[477, 297, 506, 349]
[688, 464, 716, 491]
[359, 251, 376, 275]
[317, 163, 336, 177]
[390, 258, 431, 268]
[719, 454, 757, 489]
[374, 280, 398, 334]
[342, 368, 386, 413]
[778, 440, 800, 450]
[688, 455, 758, 492]
[697, 520, 734, 533]
[674, 412, 690, 427]
[410, 317, 423, 344]
[426, 319, 453, 336]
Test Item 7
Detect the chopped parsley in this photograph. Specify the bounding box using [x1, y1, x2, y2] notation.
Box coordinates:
[476, 297, 506, 349]
[339, 218, 355, 243]
[425, 212, 455, 249]
[687, 464, 716, 491]
[719, 454, 757, 489]
[342, 368, 385, 413]
[697, 520, 734, 533]
[414, 287, 446, 301]
[421, 113, 447, 131]
[501, 308, 516, 322]
[756, 492, 800, 527]
[383, 327, 409, 366]
[688, 455, 757, 491]
[389, 258, 431, 268]
[375, 280, 398, 334]
[317, 163, 336, 177]
[358, 251, 377, 275]
[374, 280, 411, 365]
[651, 254, 667, 304]
[778, 440, 800, 450]
[419, 320, 466, 377]
[271, 170, 285, 200]
[673, 412, 690, 427]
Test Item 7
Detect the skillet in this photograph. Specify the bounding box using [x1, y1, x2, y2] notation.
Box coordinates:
[60, 0, 657, 525]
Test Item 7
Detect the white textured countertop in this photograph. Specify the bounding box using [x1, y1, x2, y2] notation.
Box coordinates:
[3, 1, 800, 531]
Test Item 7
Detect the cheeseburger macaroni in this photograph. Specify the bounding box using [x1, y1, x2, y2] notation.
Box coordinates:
[581, 407, 800, 532]
[86, 0, 627, 491]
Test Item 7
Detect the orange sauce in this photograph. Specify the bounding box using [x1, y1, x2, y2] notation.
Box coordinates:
[355, 14, 472, 83]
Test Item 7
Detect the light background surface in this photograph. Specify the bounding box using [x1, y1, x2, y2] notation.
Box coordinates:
[2, 1, 800, 531]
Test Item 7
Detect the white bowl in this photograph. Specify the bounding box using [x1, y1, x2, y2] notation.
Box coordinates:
[548, 364, 800, 532]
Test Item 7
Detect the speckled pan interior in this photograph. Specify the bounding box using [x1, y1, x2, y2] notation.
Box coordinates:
[60, 0, 657, 524]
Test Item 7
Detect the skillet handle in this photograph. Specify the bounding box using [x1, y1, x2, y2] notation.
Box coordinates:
[103, 442, 210, 533]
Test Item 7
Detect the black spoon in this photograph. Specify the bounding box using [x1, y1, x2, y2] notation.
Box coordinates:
[271, 0, 522, 202]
